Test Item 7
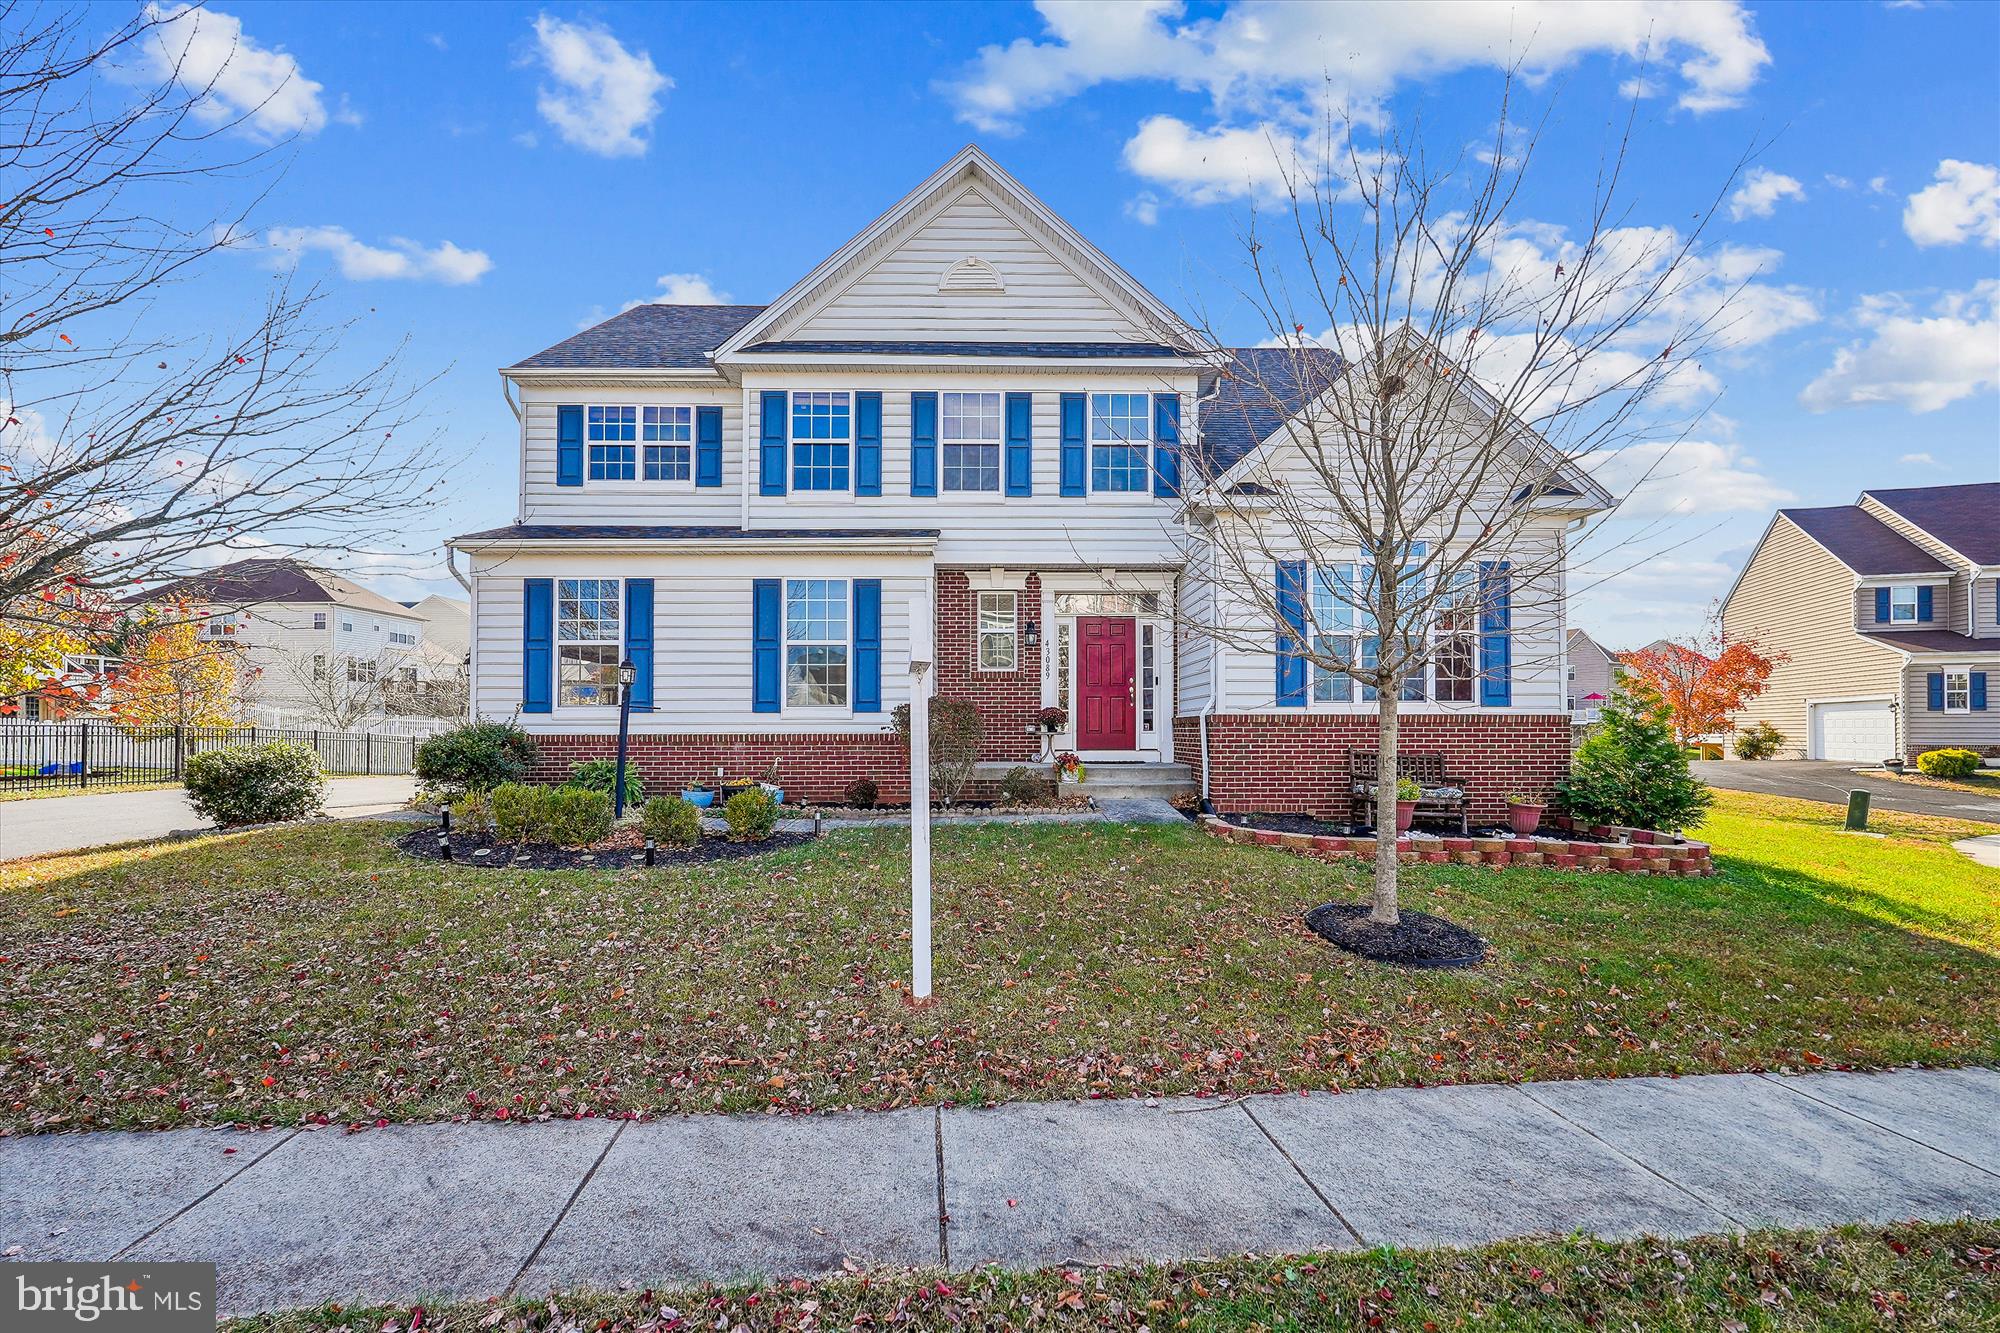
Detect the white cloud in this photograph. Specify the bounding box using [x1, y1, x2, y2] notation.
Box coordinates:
[1897, 451, 1939, 466]
[1823, 173, 1852, 190]
[1800, 279, 2000, 413]
[1124, 192, 1162, 225]
[1121, 116, 1306, 205]
[945, 0, 1772, 138]
[622, 272, 730, 310]
[1729, 167, 1805, 220]
[1586, 439, 1795, 517]
[139, 3, 333, 141]
[1902, 160, 2000, 247]
[528, 13, 669, 158]
[265, 226, 493, 285]
[1867, 175, 1892, 196]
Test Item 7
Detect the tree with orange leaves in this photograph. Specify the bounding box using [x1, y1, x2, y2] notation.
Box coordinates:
[1617, 627, 1784, 748]
[112, 618, 241, 730]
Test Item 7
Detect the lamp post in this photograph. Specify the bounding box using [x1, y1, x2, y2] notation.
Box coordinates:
[907, 590, 934, 1002]
[613, 657, 636, 820]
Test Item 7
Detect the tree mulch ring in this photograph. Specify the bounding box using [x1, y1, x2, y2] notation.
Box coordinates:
[1303, 902, 1487, 968]
[396, 826, 815, 870]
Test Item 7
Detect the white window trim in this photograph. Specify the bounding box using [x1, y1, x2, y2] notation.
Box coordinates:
[583, 403, 698, 491]
[1888, 584, 1920, 624]
[788, 391, 853, 495]
[1943, 669, 1972, 713]
[1086, 390, 1154, 502]
[939, 388, 1006, 499]
[554, 576, 624, 710]
[1300, 549, 1483, 710]
[311, 612, 327, 630]
[782, 576, 853, 714]
[976, 590, 1018, 672]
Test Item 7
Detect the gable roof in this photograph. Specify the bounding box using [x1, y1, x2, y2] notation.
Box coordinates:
[1779, 505, 1954, 577]
[1862, 482, 2000, 565]
[1196, 347, 1345, 475]
[131, 558, 416, 617]
[512, 304, 765, 371]
[714, 145, 1206, 359]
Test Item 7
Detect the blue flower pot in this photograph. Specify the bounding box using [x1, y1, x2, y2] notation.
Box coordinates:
[681, 789, 714, 809]
[762, 785, 785, 806]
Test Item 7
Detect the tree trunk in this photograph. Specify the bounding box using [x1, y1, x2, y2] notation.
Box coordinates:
[1371, 683, 1401, 925]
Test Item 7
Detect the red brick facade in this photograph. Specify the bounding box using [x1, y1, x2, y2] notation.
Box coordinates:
[1173, 711, 1572, 822]
[933, 570, 1045, 763]
[528, 732, 913, 805]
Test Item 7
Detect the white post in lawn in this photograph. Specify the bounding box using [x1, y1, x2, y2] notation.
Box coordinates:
[908, 590, 934, 1001]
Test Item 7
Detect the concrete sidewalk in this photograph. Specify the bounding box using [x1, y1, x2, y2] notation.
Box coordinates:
[2, 1067, 1996, 1316]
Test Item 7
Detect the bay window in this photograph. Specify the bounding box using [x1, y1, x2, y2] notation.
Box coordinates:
[785, 578, 848, 706]
[942, 391, 1002, 493]
[791, 391, 851, 491]
[556, 577, 621, 706]
[1088, 392, 1150, 492]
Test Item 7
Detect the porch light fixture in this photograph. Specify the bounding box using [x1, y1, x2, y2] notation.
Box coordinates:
[1024, 619, 1041, 650]
[614, 657, 637, 820]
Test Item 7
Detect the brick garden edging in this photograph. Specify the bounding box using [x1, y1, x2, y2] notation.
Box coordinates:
[1200, 811, 1716, 876]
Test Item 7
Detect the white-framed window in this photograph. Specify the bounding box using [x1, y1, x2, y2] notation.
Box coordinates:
[1309, 565, 1357, 704]
[1433, 569, 1477, 703]
[977, 591, 1017, 671]
[642, 406, 693, 481]
[1944, 669, 1972, 712]
[312, 654, 327, 681]
[1308, 547, 1444, 704]
[785, 578, 848, 707]
[1088, 392, 1150, 493]
[791, 391, 850, 492]
[942, 391, 1002, 493]
[388, 629, 417, 647]
[312, 612, 327, 630]
[341, 619, 353, 633]
[347, 660, 376, 683]
[398, 666, 418, 684]
[586, 405, 638, 480]
[1888, 585, 1920, 623]
[1140, 623, 1156, 732]
[205, 619, 235, 639]
[556, 577, 622, 707]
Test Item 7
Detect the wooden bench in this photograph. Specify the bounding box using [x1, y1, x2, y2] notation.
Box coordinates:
[1348, 751, 1471, 834]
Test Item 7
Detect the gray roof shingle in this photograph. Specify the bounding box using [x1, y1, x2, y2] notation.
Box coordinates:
[738, 340, 1182, 358]
[1863, 482, 2000, 565]
[511, 304, 766, 370]
[1781, 505, 1954, 576]
[1196, 347, 1344, 475]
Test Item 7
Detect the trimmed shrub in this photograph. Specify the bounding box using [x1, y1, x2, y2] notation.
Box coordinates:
[566, 758, 643, 808]
[544, 787, 613, 846]
[184, 740, 326, 827]
[490, 782, 547, 843]
[1916, 748, 1982, 780]
[415, 719, 538, 794]
[723, 787, 778, 842]
[842, 776, 879, 809]
[1732, 721, 1785, 761]
[998, 764, 1051, 805]
[449, 790, 493, 835]
[891, 696, 984, 804]
[1555, 691, 1712, 834]
[640, 795, 702, 847]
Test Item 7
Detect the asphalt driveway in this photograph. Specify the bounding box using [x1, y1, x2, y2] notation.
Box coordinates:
[0, 776, 418, 861]
[1692, 759, 2000, 825]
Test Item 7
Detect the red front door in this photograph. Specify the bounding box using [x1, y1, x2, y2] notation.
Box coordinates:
[1077, 616, 1137, 751]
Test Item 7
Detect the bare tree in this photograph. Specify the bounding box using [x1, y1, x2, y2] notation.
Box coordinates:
[382, 657, 469, 720]
[259, 644, 394, 730]
[0, 4, 454, 620]
[1172, 86, 1748, 927]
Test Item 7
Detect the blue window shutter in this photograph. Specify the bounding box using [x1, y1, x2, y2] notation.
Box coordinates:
[556, 406, 584, 488]
[853, 579, 882, 713]
[1973, 672, 1989, 711]
[1275, 560, 1306, 706]
[624, 578, 655, 711]
[1926, 672, 1944, 710]
[1004, 392, 1032, 496]
[1479, 561, 1513, 706]
[910, 392, 938, 497]
[1152, 393, 1181, 498]
[759, 391, 787, 496]
[522, 579, 553, 713]
[1875, 587, 1890, 623]
[1917, 584, 1934, 622]
[855, 391, 883, 497]
[752, 579, 782, 713]
[1059, 393, 1086, 497]
[695, 406, 723, 487]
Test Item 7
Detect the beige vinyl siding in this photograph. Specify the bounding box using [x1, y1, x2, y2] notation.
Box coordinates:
[779, 184, 1148, 344]
[745, 372, 1195, 568]
[1974, 577, 1999, 638]
[1901, 662, 2000, 753]
[1722, 516, 1903, 758]
[519, 386, 744, 527]
[1853, 579, 1955, 631]
[1856, 494, 1975, 632]
[467, 551, 930, 736]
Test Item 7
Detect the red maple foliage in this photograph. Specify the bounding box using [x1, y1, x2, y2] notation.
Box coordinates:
[1617, 629, 1784, 746]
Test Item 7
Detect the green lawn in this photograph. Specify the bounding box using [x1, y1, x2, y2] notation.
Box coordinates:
[1, 790, 1995, 1133]
[229, 1221, 2000, 1333]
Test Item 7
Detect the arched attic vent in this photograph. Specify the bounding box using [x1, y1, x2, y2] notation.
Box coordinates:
[937, 256, 1005, 293]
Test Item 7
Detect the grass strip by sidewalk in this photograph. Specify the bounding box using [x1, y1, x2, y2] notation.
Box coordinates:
[228, 1220, 2000, 1333]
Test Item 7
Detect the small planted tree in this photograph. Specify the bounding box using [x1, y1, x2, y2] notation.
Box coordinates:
[1556, 689, 1712, 833]
[892, 696, 984, 805]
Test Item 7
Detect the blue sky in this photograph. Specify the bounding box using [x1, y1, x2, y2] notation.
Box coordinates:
[137, 1, 1999, 642]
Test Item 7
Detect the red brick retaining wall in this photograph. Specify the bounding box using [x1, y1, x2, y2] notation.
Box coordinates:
[1174, 711, 1573, 822]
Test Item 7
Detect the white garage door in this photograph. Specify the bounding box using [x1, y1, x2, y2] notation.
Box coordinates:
[1810, 700, 1894, 762]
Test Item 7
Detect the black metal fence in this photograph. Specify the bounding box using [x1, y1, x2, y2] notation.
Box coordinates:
[0, 722, 415, 791]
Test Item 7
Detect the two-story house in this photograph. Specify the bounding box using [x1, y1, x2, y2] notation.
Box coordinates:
[448, 146, 1598, 817]
[1566, 628, 1620, 723]
[1722, 482, 1998, 763]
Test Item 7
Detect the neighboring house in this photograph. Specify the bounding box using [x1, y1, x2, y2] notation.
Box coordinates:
[135, 558, 436, 719]
[1566, 629, 1619, 722]
[3, 655, 121, 722]
[403, 593, 471, 675]
[447, 145, 1602, 817]
[1721, 482, 1998, 763]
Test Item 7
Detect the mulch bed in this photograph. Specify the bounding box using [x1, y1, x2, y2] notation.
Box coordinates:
[397, 826, 815, 870]
[1303, 902, 1487, 968]
[1226, 812, 1377, 837]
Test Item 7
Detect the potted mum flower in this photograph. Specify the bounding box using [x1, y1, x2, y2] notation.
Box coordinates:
[1036, 706, 1068, 734]
[1506, 793, 1544, 836]
[1053, 751, 1085, 784]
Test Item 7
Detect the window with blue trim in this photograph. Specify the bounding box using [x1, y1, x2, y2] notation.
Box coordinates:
[556, 577, 621, 706]
[941, 391, 1001, 493]
[791, 392, 851, 491]
[1088, 392, 1150, 493]
[1307, 546, 1441, 704]
[785, 578, 849, 707]
[642, 406, 692, 481]
[586, 406, 637, 480]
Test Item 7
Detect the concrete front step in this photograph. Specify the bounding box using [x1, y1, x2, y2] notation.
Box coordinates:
[1076, 762, 1196, 801]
